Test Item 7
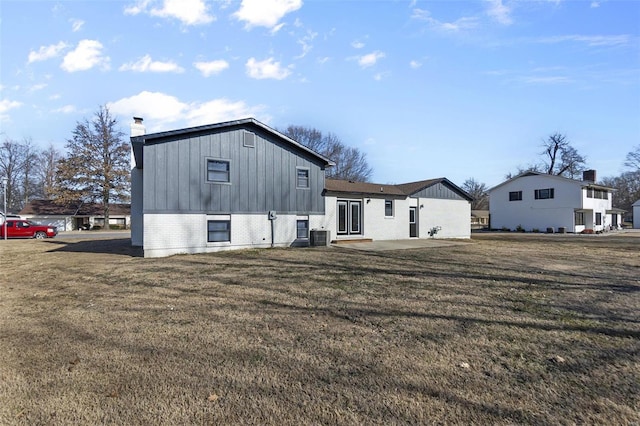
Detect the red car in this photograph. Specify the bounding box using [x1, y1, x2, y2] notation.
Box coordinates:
[0, 219, 58, 239]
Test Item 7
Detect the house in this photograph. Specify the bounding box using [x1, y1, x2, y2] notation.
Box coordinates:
[633, 199, 640, 229]
[130, 117, 472, 257]
[320, 179, 472, 242]
[471, 210, 490, 230]
[19, 200, 131, 231]
[488, 170, 621, 233]
[130, 117, 334, 258]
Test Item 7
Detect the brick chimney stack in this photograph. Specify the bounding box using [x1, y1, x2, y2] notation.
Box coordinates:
[582, 169, 596, 182]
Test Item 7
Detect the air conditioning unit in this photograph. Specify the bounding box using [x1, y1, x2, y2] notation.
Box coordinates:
[310, 229, 330, 247]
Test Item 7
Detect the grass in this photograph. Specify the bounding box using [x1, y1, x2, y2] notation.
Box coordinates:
[0, 232, 638, 425]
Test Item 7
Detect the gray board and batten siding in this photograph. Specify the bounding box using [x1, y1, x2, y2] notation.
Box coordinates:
[410, 181, 469, 201]
[132, 119, 331, 215]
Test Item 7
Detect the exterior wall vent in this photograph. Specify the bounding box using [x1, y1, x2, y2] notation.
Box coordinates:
[243, 132, 256, 148]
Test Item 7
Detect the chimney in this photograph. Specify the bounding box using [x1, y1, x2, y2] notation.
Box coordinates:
[131, 116, 145, 137]
[582, 169, 596, 182]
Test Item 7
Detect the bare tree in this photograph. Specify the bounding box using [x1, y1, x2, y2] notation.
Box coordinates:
[53, 106, 130, 229]
[462, 178, 489, 210]
[38, 144, 62, 199]
[624, 145, 640, 171]
[541, 133, 586, 178]
[0, 137, 41, 212]
[281, 125, 373, 182]
[601, 171, 640, 213]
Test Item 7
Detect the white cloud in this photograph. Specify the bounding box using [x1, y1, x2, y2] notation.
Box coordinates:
[194, 60, 230, 77]
[590, 1, 600, 7]
[108, 91, 188, 129]
[185, 99, 266, 127]
[125, 0, 214, 25]
[245, 57, 292, 80]
[409, 60, 422, 69]
[151, 0, 214, 25]
[357, 51, 385, 68]
[485, 0, 512, 25]
[373, 71, 390, 81]
[70, 18, 85, 32]
[295, 30, 317, 59]
[28, 42, 68, 63]
[520, 76, 572, 85]
[107, 91, 266, 131]
[119, 54, 185, 73]
[351, 40, 365, 49]
[538, 34, 630, 47]
[61, 40, 110, 72]
[234, 0, 302, 29]
[0, 99, 22, 114]
[411, 8, 479, 32]
[53, 105, 77, 114]
[124, 0, 152, 15]
[28, 83, 47, 93]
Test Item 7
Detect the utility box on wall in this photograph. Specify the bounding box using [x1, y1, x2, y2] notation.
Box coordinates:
[310, 229, 330, 247]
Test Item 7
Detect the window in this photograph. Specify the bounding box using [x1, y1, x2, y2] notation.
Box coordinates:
[534, 188, 554, 200]
[296, 220, 309, 239]
[575, 211, 585, 226]
[296, 168, 309, 189]
[587, 188, 608, 199]
[207, 159, 230, 183]
[509, 191, 522, 201]
[595, 213, 602, 226]
[385, 200, 393, 217]
[207, 220, 230, 242]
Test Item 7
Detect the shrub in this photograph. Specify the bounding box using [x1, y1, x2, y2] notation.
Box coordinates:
[516, 224, 525, 232]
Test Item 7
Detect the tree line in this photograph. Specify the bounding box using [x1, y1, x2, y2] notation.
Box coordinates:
[1, 106, 130, 227]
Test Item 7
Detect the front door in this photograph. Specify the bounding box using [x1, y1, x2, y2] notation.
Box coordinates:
[409, 206, 417, 237]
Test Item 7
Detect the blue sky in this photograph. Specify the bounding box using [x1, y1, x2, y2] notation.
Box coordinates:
[1, 0, 639, 187]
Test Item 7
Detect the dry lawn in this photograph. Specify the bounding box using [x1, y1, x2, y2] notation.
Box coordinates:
[0, 232, 638, 425]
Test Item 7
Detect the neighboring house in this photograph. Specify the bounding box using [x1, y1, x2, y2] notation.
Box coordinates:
[130, 117, 473, 257]
[488, 171, 621, 233]
[471, 210, 489, 230]
[633, 200, 640, 229]
[19, 200, 131, 231]
[321, 179, 472, 242]
[130, 117, 334, 258]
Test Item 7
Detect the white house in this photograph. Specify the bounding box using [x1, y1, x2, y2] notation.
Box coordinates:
[488, 171, 620, 233]
[321, 179, 471, 242]
[633, 199, 640, 229]
[130, 117, 472, 257]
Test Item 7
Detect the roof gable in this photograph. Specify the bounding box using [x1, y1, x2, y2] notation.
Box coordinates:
[131, 117, 334, 169]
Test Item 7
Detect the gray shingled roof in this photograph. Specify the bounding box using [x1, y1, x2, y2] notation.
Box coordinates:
[325, 178, 471, 200]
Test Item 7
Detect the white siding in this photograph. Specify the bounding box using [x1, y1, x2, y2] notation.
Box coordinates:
[142, 212, 321, 257]
[321, 195, 470, 241]
[489, 174, 612, 232]
[633, 201, 640, 229]
[418, 198, 471, 239]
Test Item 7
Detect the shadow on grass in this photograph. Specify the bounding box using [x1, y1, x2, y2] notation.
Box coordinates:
[43, 238, 143, 257]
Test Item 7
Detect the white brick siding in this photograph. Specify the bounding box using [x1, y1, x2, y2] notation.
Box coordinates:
[142, 213, 320, 257]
